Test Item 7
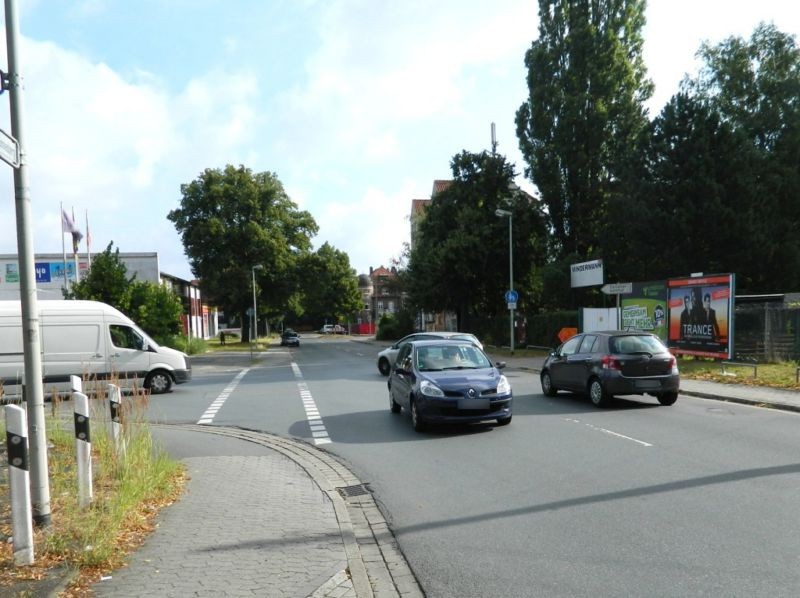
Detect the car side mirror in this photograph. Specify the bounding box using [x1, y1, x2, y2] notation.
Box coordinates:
[495, 361, 506, 370]
[549, 350, 557, 357]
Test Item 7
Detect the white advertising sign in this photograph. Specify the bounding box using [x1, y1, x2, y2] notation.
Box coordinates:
[570, 259, 604, 288]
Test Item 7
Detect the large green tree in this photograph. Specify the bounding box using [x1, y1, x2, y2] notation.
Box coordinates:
[297, 243, 362, 325]
[406, 151, 547, 331]
[604, 93, 761, 285]
[686, 23, 800, 291]
[168, 165, 318, 340]
[516, 0, 652, 260]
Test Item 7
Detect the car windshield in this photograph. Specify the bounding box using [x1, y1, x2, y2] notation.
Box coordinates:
[415, 344, 490, 371]
[610, 334, 667, 355]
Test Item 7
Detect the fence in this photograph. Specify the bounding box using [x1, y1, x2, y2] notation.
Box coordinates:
[732, 304, 800, 362]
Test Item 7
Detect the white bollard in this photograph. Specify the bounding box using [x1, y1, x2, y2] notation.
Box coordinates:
[70, 375, 82, 394]
[4, 404, 34, 565]
[73, 392, 93, 509]
[107, 383, 125, 458]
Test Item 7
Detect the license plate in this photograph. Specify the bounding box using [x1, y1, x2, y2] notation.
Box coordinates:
[458, 398, 490, 410]
[635, 379, 661, 390]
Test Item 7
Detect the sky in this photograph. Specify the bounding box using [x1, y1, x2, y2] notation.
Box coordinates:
[0, 1, 797, 281]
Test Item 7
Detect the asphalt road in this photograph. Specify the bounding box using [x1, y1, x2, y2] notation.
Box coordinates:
[147, 336, 800, 597]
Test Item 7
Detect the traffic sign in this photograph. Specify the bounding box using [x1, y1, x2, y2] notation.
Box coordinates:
[600, 282, 632, 295]
[507, 302, 517, 310]
[504, 290, 518, 303]
[0, 128, 19, 168]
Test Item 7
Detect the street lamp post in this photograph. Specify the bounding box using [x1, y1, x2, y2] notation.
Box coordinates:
[251, 265, 264, 353]
[495, 209, 514, 354]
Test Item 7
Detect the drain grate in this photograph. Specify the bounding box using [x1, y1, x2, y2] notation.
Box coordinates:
[336, 483, 371, 498]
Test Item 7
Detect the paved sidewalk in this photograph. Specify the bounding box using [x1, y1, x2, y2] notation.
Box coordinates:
[89, 426, 424, 598]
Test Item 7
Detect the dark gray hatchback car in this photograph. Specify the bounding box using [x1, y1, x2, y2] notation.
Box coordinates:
[540, 331, 680, 407]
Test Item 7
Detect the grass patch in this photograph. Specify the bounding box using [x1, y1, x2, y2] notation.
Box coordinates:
[676, 357, 800, 390]
[0, 387, 186, 595]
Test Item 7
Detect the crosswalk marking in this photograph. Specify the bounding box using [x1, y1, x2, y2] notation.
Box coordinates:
[292, 362, 331, 445]
[197, 368, 250, 424]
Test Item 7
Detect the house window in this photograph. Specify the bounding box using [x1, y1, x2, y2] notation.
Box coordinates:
[388, 301, 395, 313]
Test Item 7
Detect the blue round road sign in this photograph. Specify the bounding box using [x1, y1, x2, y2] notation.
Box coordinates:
[504, 290, 518, 303]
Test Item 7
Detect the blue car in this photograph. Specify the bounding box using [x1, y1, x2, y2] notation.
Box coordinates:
[388, 339, 513, 432]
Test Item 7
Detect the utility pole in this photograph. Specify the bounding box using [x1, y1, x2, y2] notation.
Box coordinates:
[4, 0, 51, 526]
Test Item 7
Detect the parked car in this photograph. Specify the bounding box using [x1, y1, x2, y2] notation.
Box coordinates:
[376, 331, 483, 376]
[280, 330, 300, 347]
[387, 339, 512, 431]
[539, 330, 680, 407]
[319, 324, 334, 334]
[333, 324, 346, 334]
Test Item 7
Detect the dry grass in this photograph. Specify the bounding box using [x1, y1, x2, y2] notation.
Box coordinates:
[0, 385, 186, 597]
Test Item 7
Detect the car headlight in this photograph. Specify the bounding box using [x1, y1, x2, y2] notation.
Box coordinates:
[496, 375, 511, 395]
[420, 380, 444, 398]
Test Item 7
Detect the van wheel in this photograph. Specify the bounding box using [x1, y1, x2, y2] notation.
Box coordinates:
[145, 370, 173, 394]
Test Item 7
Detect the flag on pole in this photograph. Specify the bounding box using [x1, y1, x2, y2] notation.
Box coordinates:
[85, 209, 92, 261]
[62, 209, 83, 254]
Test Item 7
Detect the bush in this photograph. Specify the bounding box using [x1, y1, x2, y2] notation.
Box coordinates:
[163, 335, 208, 355]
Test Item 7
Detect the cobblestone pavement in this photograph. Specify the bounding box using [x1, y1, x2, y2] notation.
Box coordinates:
[91, 426, 424, 598]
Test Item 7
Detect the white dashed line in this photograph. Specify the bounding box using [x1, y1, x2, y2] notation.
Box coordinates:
[197, 368, 250, 424]
[565, 418, 653, 447]
[292, 362, 331, 445]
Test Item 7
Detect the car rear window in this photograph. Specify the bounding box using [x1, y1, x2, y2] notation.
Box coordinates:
[610, 335, 667, 355]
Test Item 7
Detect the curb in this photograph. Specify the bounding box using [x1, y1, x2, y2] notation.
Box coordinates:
[152, 423, 424, 598]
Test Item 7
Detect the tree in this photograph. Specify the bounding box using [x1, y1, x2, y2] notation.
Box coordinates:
[685, 23, 800, 291]
[127, 281, 184, 344]
[603, 93, 762, 286]
[64, 241, 134, 308]
[516, 0, 652, 260]
[65, 241, 184, 341]
[168, 165, 318, 341]
[298, 243, 362, 325]
[406, 151, 547, 331]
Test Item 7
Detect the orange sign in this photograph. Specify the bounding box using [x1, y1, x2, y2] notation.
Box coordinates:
[558, 327, 578, 343]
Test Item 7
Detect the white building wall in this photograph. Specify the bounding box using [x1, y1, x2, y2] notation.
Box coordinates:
[0, 252, 160, 300]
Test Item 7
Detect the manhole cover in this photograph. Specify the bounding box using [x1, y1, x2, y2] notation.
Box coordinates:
[337, 484, 371, 498]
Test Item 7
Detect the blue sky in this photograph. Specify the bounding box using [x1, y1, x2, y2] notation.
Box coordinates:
[0, 1, 797, 281]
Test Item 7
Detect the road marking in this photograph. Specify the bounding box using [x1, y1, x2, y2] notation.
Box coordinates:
[292, 362, 331, 445]
[565, 418, 653, 447]
[197, 368, 250, 424]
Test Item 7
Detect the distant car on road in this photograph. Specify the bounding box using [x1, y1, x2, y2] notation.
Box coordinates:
[280, 330, 300, 347]
[540, 330, 680, 407]
[387, 339, 512, 431]
[320, 324, 346, 334]
[376, 331, 483, 376]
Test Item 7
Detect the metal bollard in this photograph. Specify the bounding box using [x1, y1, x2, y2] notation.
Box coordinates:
[107, 383, 125, 457]
[4, 404, 34, 565]
[73, 392, 93, 509]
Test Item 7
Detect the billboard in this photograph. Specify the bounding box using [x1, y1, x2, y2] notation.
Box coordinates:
[667, 274, 734, 359]
[620, 281, 669, 342]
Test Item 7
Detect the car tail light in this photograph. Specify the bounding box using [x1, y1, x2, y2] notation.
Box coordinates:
[601, 354, 622, 370]
[669, 355, 679, 374]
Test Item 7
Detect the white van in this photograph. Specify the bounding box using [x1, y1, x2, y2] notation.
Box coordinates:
[0, 300, 191, 400]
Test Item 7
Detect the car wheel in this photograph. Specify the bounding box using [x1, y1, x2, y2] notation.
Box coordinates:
[389, 391, 401, 414]
[411, 399, 426, 432]
[588, 378, 608, 407]
[145, 370, 173, 394]
[496, 415, 512, 426]
[378, 358, 391, 376]
[541, 371, 558, 397]
[657, 391, 678, 406]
